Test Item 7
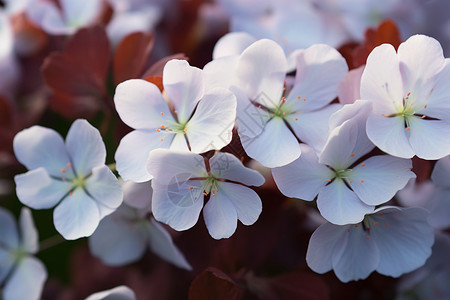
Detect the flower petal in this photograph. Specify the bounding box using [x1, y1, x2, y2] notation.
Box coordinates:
[306, 222, 348, 274]
[338, 66, 364, 105]
[123, 181, 153, 211]
[114, 79, 174, 130]
[0, 207, 19, 249]
[19, 208, 39, 254]
[423, 60, 450, 120]
[203, 186, 238, 240]
[163, 60, 204, 124]
[0, 248, 15, 284]
[235, 39, 287, 110]
[286, 104, 342, 153]
[13, 126, 73, 178]
[331, 223, 380, 283]
[115, 130, 174, 182]
[372, 207, 434, 277]
[360, 44, 403, 113]
[147, 218, 192, 270]
[212, 32, 256, 59]
[65, 119, 106, 177]
[241, 117, 300, 168]
[151, 180, 205, 231]
[210, 152, 265, 186]
[84, 165, 123, 217]
[366, 114, 414, 158]
[3, 256, 47, 300]
[431, 155, 450, 188]
[429, 189, 450, 229]
[317, 179, 374, 225]
[397, 35, 445, 98]
[203, 56, 239, 91]
[348, 156, 415, 206]
[284, 44, 348, 112]
[147, 149, 207, 184]
[85, 285, 136, 300]
[15, 168, 71, 209]
[53, 189, 100, 240]
[272, 144, 334, 200]
[88, 205, 147, 266]
[60, 0, 102, 30]
[409, 118, 450, 160]
[186, 88, 236, 153]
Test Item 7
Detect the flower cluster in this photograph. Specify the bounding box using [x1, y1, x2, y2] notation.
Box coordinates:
[1, 1, 449, 299]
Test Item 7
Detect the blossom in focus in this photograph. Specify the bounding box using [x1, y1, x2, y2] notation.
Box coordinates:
[147, 149, 264, 239]
[204, 38, 348, 167]
[14, 119, 123, 240]
[272, 101, 415, 224]
[361, 34, 450, 159]
[114, 59, 237, 182]
[84, 285, 136, 300]
[25, 0, 103, 35]
[89, 181, 191, 270]
[0, 207, 47, 300]
[306, 206, 434, 282]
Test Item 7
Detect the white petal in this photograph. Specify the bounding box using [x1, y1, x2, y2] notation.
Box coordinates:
[235, 39, 287, 110]
[431, 156, 450, 188]
[147, 218, 192, 270]
[88, 205, 147, 266]
[84, 285, 136, 300]
[338, 66, 364, 105]
[0, 248, 15, 284]
[398, 35, 445, 97]
[203, 56, 239, 91]
[360, 44, 404, 113]
[328, 100, 372, 132]
[241, 117, 301, 168]
[3, 256, 47, 300]
[151, 180, 204, 231]
[123, 181, 153, 211]
[284, 44, 348, 112]
[147, 149, 207, 184]
[331, 224, 380, 283]
[396, 178, 435, 209]
[0, 207, 19, 249]
[66, 119, 106, 177]
[317, 179, 374, 225]
[212, 32, 256, 59]
[409, 118, 450, 160]
[60, 0, 102, 28]
[15, 168, 71, 209]
[115, 130, 174, 182]
[163, 60, 204, 124]
[19, 208, 38, 254]
[424, 60, 450, 120]
[114, 79, 174, 130]
[306, 222, 347, 274]
[216, 182, 262, 226]
[286, 104, 342, 153]
[203, 186, 238, 239]
[53, 189, 100, 240]
[366, 114, 414, 158]
[186, 88, 236, 153]
[26, 1, 68, 35]
[272, 144, 334, 200]
[209, 152, 265, 186]
[372, 207, 434, 277]
[349, 156, 415, 206]
[13, 126, 73, 178]
[84, 165, 123, 217]
[429, 189, 450, 229]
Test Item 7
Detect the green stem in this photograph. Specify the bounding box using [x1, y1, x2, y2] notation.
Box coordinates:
[107, 163, 116, 171]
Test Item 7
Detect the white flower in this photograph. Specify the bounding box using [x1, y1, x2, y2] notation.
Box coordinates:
[14, 119, 123, 240]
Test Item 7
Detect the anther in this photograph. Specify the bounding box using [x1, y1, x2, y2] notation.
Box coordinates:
[385, 222, 388, 226]
[160, 138, 163, 142]
[156, 129, 161, 132]
[258, 105, 261, 109]
[67, 163, 72, 168]
[160, 112, 164, 116]
[194, 196, 197, 200]
[174, 110, 178, 114]
[73, 179, 77, 183]
[203, 192, 208, 196]
[165, 129, 169, 132]
[212, 190, 215, 196]
[349, 180, 353, 183]
[184, 128, 187, 132]
[294, 117, 298, 121]
[347, 228, 350, 232]
[62, 178, 66, 181]
[360, 180, 364, 183]
[375, 222, 379, 226]
[355, 224, 359, 228]
[160, 125, 165, 129]
[351, 153, 355, 157]
[61, 168, 66, 173]
[326, 179, 331, 182]
[361, 163, 365, 167]
[379, 213, 383, 215]
[281, 97, 286, 102]
[366, 235, 370, 240]
[424, 104, 427, 109]
[421, 115, 426, 119]
[297, 96, 301, 99]
[407, 127, 411, 131]
[303, 98, 306, 101]
[283, 112, 286, 115]
[189, 186, 193, 190]
[407, 92, 411, 96]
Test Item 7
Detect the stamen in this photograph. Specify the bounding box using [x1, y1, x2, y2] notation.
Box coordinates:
[62, 178, 66, 181]
[283, 112, 286, 115]
[67, 163, 72, 168]
[424, 104, 427, 109]
[355, 224, 359, 228]
[156, 129, 161, 132]
[297, 96, 301, 99]
[160, 138, 163, 142]
[375, 222, 379, 226]
[407, 127, 410, 131]
[212, 190, 215, 196]
[350, 153, 355, 157]
[294, 117, 298, 121]
[281, 97, 286, 102]
[174, 110, 178, 114]
[366, 235, 370, 240]
[194, 196, 197, 200]
[160, 112, 164, 116]
[347, 228, 350, 232]
[349, 180, 353, 183]
[326, 179, 331, 182]
[189, 186, 193, 190]
[73, 179, 77, 183]
[385, 222, 388, 226]
[61, 168, 66, 173]
[303, 98, 306, 101]
[360, 180, 364, 183]
[379, 213, 383, 215]
[361, 163, 365, 167]
[258, 105, 262, 109]
[165, 129, 169, 132]
[160, 125, 165, 129]
[421, 115, 426, 119]
[184, 128, 187, 132]
[203, 192, 208, 196]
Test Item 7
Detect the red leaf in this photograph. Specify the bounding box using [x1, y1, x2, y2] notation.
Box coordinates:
[189, 267, 241, 300]
[142, 53, 188, 78]
[113, 32, 154, 85]
[41, 26, 111, 118]
[143, 76, 164, 92]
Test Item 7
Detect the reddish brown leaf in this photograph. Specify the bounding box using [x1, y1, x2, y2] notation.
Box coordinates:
[143, 76, 164, 91]
[41, 26, 111, 118]
[351, 19, 402, 68]
[113, 32, 154, 85]
[189, 267, 241, 300]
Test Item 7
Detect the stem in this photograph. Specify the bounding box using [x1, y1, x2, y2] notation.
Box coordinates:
[39, 235, 66, 252]
[107, 163, 116, 171]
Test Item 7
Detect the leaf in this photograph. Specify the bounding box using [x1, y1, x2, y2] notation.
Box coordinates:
[189, 267, 241, 300]
[113, 32, 154, 85]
